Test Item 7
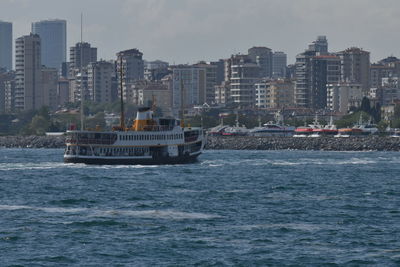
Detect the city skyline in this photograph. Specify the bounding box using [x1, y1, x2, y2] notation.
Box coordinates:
[1, 0, 400, 64]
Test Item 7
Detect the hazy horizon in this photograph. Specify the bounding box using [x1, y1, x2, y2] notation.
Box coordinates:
[1, 0, 399, 64]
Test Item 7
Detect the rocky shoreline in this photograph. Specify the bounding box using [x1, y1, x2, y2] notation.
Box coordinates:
[205, 136, 400, 151]
[0, 135, 66, 148]
[0, 135, 400, 151]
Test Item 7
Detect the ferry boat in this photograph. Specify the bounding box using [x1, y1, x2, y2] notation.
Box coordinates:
[64, 107, 205, 165]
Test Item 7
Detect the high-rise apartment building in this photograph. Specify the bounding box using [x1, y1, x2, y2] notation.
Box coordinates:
[294, 36, 340, 109]
[370, 57, 400, 89]
[193, 62, 217, 105]
[170, 65, 206, 115]
[272, 52, 287, 78]
[32, 19, 66, 70]
[4, 79, 15, 113]
[116, 49, 144, 101]
[70, 42, 97, 70]
[130, 80, 171, 115]
[295, 51, 340, 109]
[69, 71, 88, 103]
[255, 79, 295, 109]
[335, 47, 370, 92]
[327, 82, 363, 114]
[214, 82, 230, 105]
[210, 59, 225, 85]
[87, 60, 117, 103]
[57, 78, 69, 106]
[0, 71, 15, 113]
[308, 36, 328, 54]
[248, 47, 273, 78]
[229, 54, 260, 107]
[15, 34, 42, 111]
[0, 21, 12, 71]
[41, 67, 59, 111]
[144, 60, 170, 81]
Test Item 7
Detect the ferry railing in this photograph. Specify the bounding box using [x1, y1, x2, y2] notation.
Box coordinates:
[65, 138, 116, 145]
[141, 125, 174, 131]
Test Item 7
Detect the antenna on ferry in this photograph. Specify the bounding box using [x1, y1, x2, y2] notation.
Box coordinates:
[80, 13, 84, 130]
[151, 94, 156, 112]
[235, 111, 239, 127]
[119, 56, 126, 130]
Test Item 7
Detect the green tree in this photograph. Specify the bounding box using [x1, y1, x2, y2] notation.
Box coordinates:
[29, 115, 50, 135]
[360, 97, 371, 114]
[394, 104, 400, 119]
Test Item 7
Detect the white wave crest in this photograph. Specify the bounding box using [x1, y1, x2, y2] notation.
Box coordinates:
[0, 204, 87, 213]
[92, 209, 221, 220]
[0, 204, 219, 220]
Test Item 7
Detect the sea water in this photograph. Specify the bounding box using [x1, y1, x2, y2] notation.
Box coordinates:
[1, 149, 400, 266]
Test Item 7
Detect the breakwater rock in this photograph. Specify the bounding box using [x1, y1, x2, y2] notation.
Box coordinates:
[0, 135, 66, 148]
[206, 136, 400, 151]
[1, 135, 400, 151]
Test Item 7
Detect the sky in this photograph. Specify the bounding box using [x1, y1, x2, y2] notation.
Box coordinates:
[1, 0, 400, 64]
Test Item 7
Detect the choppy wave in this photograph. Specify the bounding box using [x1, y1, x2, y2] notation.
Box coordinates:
[197, 157, 380, 167]
[236, 223, 324, 232]
[2, 149, 400, 265]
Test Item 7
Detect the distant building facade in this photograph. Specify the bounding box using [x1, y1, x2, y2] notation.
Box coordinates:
[170, 65, 206, 116]
[4, 78, 15, 113]
[248, 46, 273, 78]
[15, 34, 43, 111]
[0, 71, 14, 113]
[370, 57, 400, 89]
[87, 60, 117, 103]
[116, 49, 144, 102]
[308, 36, 328, 54]
[211, 59, 225, 85]
[215, 82, 230, 105]
[272, 52, 287, 78]
[294, 37, 340, 109]
[31, 19, 66, 70]
[327, 82, 363, 114]
[335, 47, 370, 92]
[193, 62, 217, 105]
[0, 21, 12, 71]
[255, 79, 295, 109]
[144, 60, 169, 81]
[131, 80, 171, 115]
[69, 42, 97, 71]
[57, 78, 69, 106]
[379, 77, 400, 106]
[41, 67, 59, 110]
[69, 71, 88, 103]
[229, 54, 260, 107]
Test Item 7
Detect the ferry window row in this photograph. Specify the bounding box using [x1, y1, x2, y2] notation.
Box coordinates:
[119, 134, 183, 141]
[97, 147, 149, 156]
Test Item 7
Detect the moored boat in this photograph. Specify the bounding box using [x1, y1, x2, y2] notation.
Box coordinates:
[249, 122, 295, 137]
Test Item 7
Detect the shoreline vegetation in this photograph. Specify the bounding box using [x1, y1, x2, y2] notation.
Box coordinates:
[0, 135, 399, 151]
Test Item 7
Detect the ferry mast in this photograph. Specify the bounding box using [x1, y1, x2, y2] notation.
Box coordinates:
[119, 56, 126, 130]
